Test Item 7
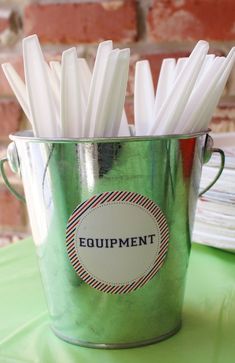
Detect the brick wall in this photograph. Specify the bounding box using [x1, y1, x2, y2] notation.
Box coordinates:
[0, 0, 235, 245]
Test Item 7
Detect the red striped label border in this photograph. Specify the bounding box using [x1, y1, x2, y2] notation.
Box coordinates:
[65, 191, 169, 294]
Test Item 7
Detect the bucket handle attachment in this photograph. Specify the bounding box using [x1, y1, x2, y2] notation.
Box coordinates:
[199, 135, 225, 197]
[0, 142, 26, 203]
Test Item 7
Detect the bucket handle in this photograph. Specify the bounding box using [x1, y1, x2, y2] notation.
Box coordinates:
[0, 142, 26, 203]
[199, 135, 225, 197]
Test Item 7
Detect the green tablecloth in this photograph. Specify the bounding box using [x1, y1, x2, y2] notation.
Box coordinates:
[0, 238, 235, 363]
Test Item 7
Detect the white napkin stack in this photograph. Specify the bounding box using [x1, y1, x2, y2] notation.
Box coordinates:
[193, 134, 235, 252]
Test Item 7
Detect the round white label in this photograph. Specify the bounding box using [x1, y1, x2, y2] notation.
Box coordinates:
[66, 191, 169, 294]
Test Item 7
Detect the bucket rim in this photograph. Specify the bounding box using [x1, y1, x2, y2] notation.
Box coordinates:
[9, 129, 210, 144]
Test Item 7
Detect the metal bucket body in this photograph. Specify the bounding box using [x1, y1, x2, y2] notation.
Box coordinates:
[9, 131, 207, 348]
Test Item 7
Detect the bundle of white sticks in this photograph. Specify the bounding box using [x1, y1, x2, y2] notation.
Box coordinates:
[2, 35, 235, 138]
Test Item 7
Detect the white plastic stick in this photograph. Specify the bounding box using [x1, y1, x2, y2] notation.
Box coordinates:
[49, 61, 61, 83]
[45, 61, 60, 117]
[1, 63, 32, 124]
[118, 109, 130, 136]
[23, 34, 58, 137]
[61, 47, 83, 137]
[175, 56, 225, 133]
[91, 49, 119, 137]
[194, 48, 235, 131]
[196, 54, 215, 83]
[77, 58, 92, 110]
[149, 40, 209, 135]
[134, 60, 155, 136]
[154, 58, 175, 116]
[103, 49, 130, 137]
[174, 57, 187, 78]
[83, 40, 113, 137]
[77, 58, 91, 94]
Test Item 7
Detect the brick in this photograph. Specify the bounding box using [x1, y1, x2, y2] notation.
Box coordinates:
[126, 52, 141, 96]
[0, 9, 10, 33]
[147, 0, 235, 42]
[0, 185, 25, 228]
[210, 118, 235, 133]
[24, 1, 137, 44]
[0, 98, 22, 139]
[210, 96, 235, 132]
[0, 8, 21, 46]
[0, 143, 16, 181]
[125, 97, 134, 124]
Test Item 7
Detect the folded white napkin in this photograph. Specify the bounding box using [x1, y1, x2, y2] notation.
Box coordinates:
[193, 142, 235, 252]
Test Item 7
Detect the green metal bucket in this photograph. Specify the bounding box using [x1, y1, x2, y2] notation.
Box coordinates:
[0, 130, 224, 348]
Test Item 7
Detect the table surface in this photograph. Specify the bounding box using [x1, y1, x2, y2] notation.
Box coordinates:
[0, 238, 235, 363]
